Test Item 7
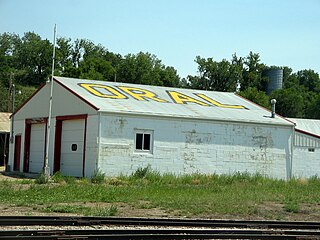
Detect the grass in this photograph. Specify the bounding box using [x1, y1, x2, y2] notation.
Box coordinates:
[1, 169, 320, 219]
[43, 204, 118, 216]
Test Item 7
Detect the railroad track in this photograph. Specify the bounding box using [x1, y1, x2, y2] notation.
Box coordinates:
[0, 216, 319, 239]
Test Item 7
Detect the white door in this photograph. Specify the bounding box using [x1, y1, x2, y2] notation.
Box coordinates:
[29, 123, 46, 173]
[60, 119, 85, 177]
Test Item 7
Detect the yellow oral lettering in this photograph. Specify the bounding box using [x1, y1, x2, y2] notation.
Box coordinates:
[167, 91, 209, 106]
[79, 83, 127, 99]
[118, 86, 168, 102]
[196, 93, 245, 109]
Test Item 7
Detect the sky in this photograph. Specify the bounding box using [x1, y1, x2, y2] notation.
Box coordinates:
[0, 0, 319, 78]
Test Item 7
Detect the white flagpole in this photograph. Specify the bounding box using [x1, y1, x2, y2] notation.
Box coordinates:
[43, 24, 57, 177]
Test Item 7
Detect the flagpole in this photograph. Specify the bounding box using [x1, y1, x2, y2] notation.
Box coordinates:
[43, 24, 56, 177]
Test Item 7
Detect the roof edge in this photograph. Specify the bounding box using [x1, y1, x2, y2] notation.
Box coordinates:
[11, 83, 46, 118]
[53, 77, 100, 111]
[295, 128, 320, 139]
[234, 93, 295, 126]
[98, 109, 294, 127]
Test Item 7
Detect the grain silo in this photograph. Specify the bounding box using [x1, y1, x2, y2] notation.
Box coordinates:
[264, 68, 283, 95]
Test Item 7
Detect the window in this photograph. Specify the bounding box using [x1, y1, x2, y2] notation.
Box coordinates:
[135, 130, 153, 153]
[308, 148, 315, 152]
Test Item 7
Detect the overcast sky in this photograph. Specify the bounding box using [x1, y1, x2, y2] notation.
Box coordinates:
[0, 0, 319, 78]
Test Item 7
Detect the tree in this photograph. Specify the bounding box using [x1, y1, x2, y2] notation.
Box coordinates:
[55, 37, 73, 75]
[238, 87, 270, 109]
[270, 88, 305, 118]
[242, 51, 267, 91]
[117, 52, 179, 86]
[306, 94, 320, 119]
[296, 69, 320, 93]
[15, 32, 52, 85]
[79, 57, 115, 81]
[187, 56, 241, 92]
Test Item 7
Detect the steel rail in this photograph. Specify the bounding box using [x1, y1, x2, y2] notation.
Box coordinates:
[0, 216, 320, 230]
[0, 229, 318, 240]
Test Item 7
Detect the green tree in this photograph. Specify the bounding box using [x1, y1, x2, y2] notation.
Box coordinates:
[187, 56, 240, 92]
[296, 69, 320, 93]
[242, 51, 267, 91]
[238, 87, 270, 109]
[117, 52, 179, 86]
[270, 88, 305, 118]
[306, 94, 320, 119]
[79, 57, 115, 81]
[15, 32, 53, 85]
[55, 37, 73, 75]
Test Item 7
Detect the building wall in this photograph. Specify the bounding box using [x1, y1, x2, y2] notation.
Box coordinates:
[84, 114, 99, 177]
[8, 81, 99, 177]
[8, 114, 99, 177]
[292, 132, 320, 178]
[8, 119, 24, 171]
[98, 113, 293, 179]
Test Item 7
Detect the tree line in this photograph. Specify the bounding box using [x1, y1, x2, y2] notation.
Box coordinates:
[0, 32, 319, 119]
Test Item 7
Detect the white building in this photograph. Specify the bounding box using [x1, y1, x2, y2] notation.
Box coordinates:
[289, 118, 320, 178]
[8, 76, 295, 179]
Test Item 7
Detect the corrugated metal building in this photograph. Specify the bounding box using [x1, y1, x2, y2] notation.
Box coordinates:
[8, 76, 295, 179]
[288, 118, 320, 178]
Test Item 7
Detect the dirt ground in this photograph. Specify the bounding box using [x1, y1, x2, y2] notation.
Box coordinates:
[1, 170, 320, 221]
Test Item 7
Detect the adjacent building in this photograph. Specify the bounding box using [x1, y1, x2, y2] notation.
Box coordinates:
[0, 112, 10, 166]
[289, 118, 320, 178]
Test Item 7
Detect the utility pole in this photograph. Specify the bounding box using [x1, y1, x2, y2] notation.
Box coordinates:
[43, 24, 57, 177]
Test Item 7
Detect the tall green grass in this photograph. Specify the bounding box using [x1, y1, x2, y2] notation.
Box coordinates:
[1, 169, 320, 218]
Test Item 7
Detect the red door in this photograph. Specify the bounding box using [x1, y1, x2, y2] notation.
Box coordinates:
[13, 135, 21, 171]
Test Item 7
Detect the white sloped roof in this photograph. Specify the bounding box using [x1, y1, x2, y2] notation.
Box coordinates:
[0, 112, 10, 133]
[288, 118, 320, 137]
[54, 76, 293, 127]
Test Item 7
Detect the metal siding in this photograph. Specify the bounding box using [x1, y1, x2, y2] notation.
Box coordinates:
[289, 118, 320, 136]
[29, 123, 46, 173]
[54, 77, 293, 127]
[294, 132, 320, 148]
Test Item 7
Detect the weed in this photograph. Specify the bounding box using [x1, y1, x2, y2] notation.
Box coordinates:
[35, 173, 49, 184]
[51, 171, 65, 183]
[91, 169, 105, 184]
[91, 205, 118, 216]
[64, 176, 77, 184]
[132, 165, 151, 179]
[284, 201, 300, 213]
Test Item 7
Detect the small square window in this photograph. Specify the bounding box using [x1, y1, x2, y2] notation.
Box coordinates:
[308, 148, 315, 152]
[135, 130, 153, 153]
